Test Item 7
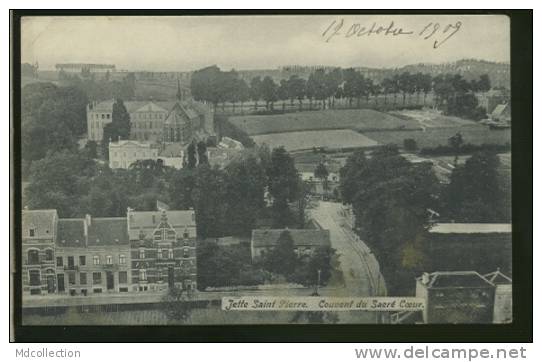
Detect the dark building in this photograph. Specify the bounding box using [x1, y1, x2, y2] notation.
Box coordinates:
[427, 223, 512, 276]
[22, 209, 58, 295]
[128, 209, 197, 292]
[416, 271, 496, 324]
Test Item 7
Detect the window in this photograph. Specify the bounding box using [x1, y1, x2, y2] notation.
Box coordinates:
[119, 271, 128, 284]
[101, 114, 105, 119]
[67, 256, 74, 267]
[27, 250, 39, 265]
[139, 248, 145, 259]
[93, 288, 102, 293]
[106, 255, 113, 265]
[93, 256, 100, 265]
[29, 270, 41, 286]
[139, 269, 147, 281]
[183, 231, 189, 239]
[157, 248, 162, 259]
[168, 249, 173, 259]
[45, 249, 53, 261]
[68, 273, 76, 285]
[106, 114, 110, 119]
[29, 228, 35, 237]
[119, 255, 126, 264]
[79, 255, 86, 266]
[183, 248, 189, 258]
[56, 256, 63, 267]
[93, 272, 102, 284]
[80, 272, 87, 285]
[119, 287, 129, 292]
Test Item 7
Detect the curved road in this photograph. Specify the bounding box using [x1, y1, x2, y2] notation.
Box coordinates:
[310, 201, 386, 297]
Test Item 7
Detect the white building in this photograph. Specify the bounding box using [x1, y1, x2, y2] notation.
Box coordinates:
[109, 140, 159, 169]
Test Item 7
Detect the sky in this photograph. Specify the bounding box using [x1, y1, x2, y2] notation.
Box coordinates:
[21, 15, 510, 72]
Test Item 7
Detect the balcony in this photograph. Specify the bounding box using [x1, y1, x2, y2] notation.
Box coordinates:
[63, 265, 79, 271]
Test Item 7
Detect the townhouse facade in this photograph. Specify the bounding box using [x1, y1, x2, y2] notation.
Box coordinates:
[22, 208, 197, 297]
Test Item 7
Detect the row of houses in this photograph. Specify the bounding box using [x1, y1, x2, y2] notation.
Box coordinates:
[22, 208, 197, 298]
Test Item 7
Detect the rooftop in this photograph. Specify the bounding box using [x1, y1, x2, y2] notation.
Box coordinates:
[22, 209, 57, 239]
[251, 229, 331, 248]
[87, 217, 129, 246]
[429, 223, 511, 234]
[484, 270, 512, 285]
[418, 271, 495, 289]
[57, 219, 86, 247]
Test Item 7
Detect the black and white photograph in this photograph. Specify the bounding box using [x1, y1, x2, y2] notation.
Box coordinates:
[10, 10, 531, 341]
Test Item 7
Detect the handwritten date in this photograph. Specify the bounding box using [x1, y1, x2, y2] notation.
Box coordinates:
[322, 19, 462, 49]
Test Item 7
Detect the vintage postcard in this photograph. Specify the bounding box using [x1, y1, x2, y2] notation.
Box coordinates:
[16, 13, 513, 327]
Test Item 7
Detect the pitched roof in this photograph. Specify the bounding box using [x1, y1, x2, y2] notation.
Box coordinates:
[429, 223, 511, 234]
[131, 102, 170, 114]
[57, 219, 86, 247]
[164, 102, 200, 126]
[22, 209, 57, 239]
[251, 229, 331, 248]
[418, 271, 494, 289]
[127, 210, 196, 240]
[89, 100, 175, 114]
[87, 217, 129, 246]
[484, 270, 512, 285]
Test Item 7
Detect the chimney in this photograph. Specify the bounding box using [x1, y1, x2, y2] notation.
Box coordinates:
[421, 272, 430, 285]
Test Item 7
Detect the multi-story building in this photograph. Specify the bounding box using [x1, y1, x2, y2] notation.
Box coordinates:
[55, 216, 131, 296]
[108, 140, 184, 170]
[86, 99, 214, 143]
[22, 209, 58, 295]
[128, 209, 198, 292]
[427, 223, 512, 276]
[416, 271, 496, 324]
[55, 63, 116, 73]
[109, 140, 159, 169]
[22, 208, 197, 297]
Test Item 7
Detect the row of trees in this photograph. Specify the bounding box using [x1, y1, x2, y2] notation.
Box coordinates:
[59, 70, 136, 101]
[190, 65, 491, 119]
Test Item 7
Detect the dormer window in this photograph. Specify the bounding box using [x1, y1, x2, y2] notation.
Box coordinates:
[29, 228, 35, 237]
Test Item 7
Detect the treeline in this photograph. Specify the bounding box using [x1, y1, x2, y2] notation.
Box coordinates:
[339, 146, 510, 295]
[24, 144, 307, 239]
[191, 65, 491, 120]
[58, 69, 136, 102]
[21, 82, 89, 176]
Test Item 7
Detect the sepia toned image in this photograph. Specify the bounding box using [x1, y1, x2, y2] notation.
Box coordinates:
[16, 14, 513, 327]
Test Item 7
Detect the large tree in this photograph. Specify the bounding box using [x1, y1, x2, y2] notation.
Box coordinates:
[266, 147, 301, 227]
[339, 145, 439, 294]
[261, 76, 278, 110]
[102, 98, 131, 159]
[442, 150, 510, 223]
[224, 154, 267, 236]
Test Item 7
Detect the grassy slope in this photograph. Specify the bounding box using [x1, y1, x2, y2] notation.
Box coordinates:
[229, 109, 420, 136]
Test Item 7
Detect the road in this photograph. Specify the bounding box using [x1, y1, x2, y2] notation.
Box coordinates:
[310, 201, 386, 297]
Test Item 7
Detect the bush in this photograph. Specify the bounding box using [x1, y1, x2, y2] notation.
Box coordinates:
[403, 138, 418, 151]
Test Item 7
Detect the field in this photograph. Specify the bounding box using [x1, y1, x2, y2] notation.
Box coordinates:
[252, 129, 378, 151]
[229, 109, 420, 136]
[365, 125, 511, 149]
